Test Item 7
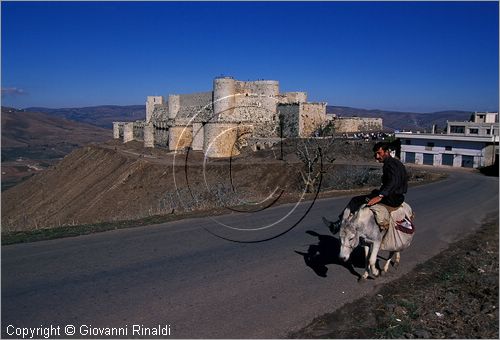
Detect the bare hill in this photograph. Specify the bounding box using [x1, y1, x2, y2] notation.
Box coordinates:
[24, 105, 145, 128]
[1, 107, 111, 190]
[2, 139, 383, 232]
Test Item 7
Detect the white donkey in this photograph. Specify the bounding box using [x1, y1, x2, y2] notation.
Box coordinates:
[338, 204, 410, 280]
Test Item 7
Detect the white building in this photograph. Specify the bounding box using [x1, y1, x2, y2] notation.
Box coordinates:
[396, 112, 499, 168]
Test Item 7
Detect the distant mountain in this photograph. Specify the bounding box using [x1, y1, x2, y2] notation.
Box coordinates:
[21, 104, 475, 132]
[327, 106, 473, 132]
[24, 105, 145, 129]
[1, 107, 111, 190]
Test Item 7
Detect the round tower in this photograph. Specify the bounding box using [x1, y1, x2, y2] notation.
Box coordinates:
[203, 123, 239, 158]
[168, 125, 193, 152]
[213, 77, 236, 121]
[255, 80, 279, 117]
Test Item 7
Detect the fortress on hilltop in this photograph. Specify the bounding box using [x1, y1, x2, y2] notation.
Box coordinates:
[113, 76, 383, 157]
[113, 76, 328, 157]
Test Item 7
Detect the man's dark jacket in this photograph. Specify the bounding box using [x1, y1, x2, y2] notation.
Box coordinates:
[378, 156, 408, 207]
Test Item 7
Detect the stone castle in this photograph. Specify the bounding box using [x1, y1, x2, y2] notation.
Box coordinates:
[113, 76, 328, 157]
[113, 76, 383, 157]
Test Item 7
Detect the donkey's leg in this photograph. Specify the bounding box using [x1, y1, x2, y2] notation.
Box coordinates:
[393, 251, 401, 269]
[383, 251, 394, 273]
[361, 245, 370, 280]
[368, 242, 381, 277]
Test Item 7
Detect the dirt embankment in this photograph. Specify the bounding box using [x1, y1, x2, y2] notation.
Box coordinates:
[1, 139, 441, 232]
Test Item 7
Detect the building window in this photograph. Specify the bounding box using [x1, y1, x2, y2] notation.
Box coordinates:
[445, 146, 452, 151]
[405, 139, 412, 145]
[486, 129, 491, 135]
[427, 142, 435, 147]
[469, 128, 478, 134]
[450, 126, 465, 133]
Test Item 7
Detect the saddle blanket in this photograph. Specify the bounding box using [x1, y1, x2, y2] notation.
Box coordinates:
[369, 202, 415, 252]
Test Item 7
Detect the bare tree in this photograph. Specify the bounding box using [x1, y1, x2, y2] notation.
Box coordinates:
[293, 132, 336, 193]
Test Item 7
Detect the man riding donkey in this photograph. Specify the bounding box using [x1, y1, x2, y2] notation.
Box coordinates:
[323, 141, 410, 234]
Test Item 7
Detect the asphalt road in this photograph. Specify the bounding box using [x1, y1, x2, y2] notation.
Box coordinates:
[2, 169, 498, 339]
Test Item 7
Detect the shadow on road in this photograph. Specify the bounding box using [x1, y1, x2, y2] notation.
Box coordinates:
[295, 230, 366, 279]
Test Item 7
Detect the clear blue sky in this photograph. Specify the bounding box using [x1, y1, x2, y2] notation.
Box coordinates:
[1, 1, 498, 112]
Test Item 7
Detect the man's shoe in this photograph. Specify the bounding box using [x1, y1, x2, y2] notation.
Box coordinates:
[322, 217, 341, 235]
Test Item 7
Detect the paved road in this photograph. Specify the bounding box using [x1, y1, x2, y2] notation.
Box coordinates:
[2, 169, 498, 338]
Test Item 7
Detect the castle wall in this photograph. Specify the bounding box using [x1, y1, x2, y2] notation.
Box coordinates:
[284, 92, 307, 104]
[144, 123, 154, 148]
[123, 123, 134, 143]
[232, 95, 276, 124]
[333, 117, 383, 133]
[299, 103, 328, 137]
[154, 126, 169, 148]
[192, 123, 204, 151]
[176, 91, 214, 124]
[235, 80, 279, 97]
[169, 126, 193, 151]
[133, 121, 146, 140]
[179, 91, 213, 108]
[278, 104, 300, 138]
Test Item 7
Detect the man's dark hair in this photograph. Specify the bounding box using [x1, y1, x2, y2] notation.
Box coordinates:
[373, 141, 391, 152]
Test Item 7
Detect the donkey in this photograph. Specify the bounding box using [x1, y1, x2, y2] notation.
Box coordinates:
[338, 205, 402, 280]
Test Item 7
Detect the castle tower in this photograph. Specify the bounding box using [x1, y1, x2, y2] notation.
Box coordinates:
[168, 94, 180, 120]
[113, 122, 120, 139]
[213, 77, 236, 121]
[255, 80, 279, 116]
[123, 123, 134, 143]
[203, 123, 240, 158]
[146, 96, 164, 123]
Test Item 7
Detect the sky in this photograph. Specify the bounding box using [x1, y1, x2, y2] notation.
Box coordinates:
[1, 1, 499, 113]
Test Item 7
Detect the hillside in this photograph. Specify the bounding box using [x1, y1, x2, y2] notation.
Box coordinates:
[1, 139, 385, 232]
[24, 105, 145, 128]
[1, 138, 441, 233]
[327, 106, 473, 132]
[1, 107, 111, 190]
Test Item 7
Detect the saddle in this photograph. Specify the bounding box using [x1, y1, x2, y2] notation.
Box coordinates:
[368, 202, 414, 231]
